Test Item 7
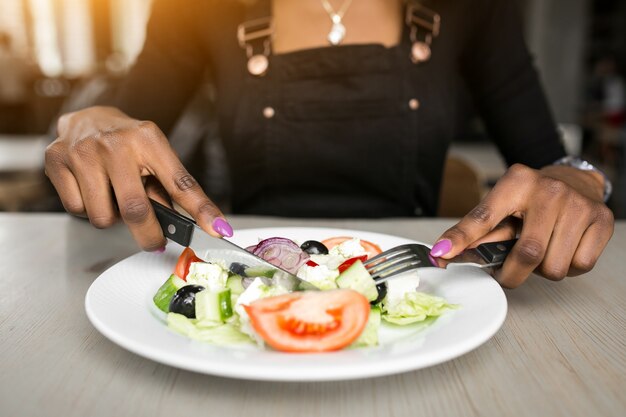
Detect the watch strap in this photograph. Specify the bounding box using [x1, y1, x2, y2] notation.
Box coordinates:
[552, 156, 612, 202]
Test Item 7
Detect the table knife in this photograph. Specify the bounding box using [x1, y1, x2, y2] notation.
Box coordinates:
[150, 199, 318, 291]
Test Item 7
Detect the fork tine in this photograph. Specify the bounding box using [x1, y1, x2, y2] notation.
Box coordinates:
[372, 261, 422, 284]
[364, 244, 414, 266]
[364, 243, 433, 284]
[365, 252, 419, 275]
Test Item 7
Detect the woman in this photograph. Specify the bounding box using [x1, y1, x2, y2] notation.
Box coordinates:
[45, 0, 614, 288]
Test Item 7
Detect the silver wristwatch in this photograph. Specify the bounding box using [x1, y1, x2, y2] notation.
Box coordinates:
[553, 156, 612, 203]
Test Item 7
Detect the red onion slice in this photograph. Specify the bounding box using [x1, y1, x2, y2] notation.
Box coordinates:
[252, 237, 309, 274]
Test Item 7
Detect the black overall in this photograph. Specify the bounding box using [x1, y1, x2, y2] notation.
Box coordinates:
[110, 0, 566, 218]
[226, 1, 426, 218]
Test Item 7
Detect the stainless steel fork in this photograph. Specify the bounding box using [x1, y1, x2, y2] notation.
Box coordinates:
[364, 239, 517, 283]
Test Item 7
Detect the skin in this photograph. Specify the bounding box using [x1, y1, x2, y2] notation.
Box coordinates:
[45, 0, 614, 286]
[435, 164, 614, 288]
[46, 107, 224, 251]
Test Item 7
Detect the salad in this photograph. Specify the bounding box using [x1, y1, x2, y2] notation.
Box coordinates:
[153, 236, 458, 352]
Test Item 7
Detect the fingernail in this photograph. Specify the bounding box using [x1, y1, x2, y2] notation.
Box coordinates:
[156, 246, 166, 254]
[430, 239, 452, 257]
[212, 217, 233, 237]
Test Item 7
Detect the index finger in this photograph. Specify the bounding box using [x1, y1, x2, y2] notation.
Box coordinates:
[139, 130, 231, 237]
[432, 170, 528, 259]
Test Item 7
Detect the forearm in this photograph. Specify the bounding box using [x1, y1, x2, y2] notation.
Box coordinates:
[102, 0, 206, 134]
[461, 0, 566, 169]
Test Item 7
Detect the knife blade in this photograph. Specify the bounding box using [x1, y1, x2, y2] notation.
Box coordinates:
[150, 199, 318, 292]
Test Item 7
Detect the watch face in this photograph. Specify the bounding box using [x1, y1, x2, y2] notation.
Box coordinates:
[556, 156, 589, 170]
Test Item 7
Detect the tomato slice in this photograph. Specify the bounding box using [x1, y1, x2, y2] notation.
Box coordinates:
[321, 236, 383, 258]
[244, 290, 370, 352]
[337, 255, 368, 273]
[174, 247, 204, 281]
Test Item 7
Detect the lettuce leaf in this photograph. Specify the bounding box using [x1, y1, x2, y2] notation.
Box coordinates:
[350, 307, 381, 348]
[166, 313, 253, 345]
[382, 292, 458, 325]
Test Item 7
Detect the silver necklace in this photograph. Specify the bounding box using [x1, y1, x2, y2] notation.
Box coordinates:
[321, 0, 354, 45]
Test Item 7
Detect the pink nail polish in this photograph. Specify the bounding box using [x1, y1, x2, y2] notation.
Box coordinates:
[156, 247, 166, 254]
[430, 239, 452, 257]
[212, 218, 233, 237]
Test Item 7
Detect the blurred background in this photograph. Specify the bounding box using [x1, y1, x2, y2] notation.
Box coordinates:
[0, 0, 624, 217]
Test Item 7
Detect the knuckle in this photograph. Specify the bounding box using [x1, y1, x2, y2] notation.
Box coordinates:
[467, 203, 493, 225]
[71, 137, 97, 161]
[507, 163, 534, 180]
[90, 215, 117, 229]
[137, 120, 164, 141]
[571, 256, 596, 273]
[120, 197, 151, 225]
[594, 205, 614, 226]
[496, 272, 526, 289]
[57, 112, 71, 129]
[44, 143, 66, 169]
[515, 238, 545, 266]
[141, 238, 166, 252]
[173, 170, 199, 193]
[500, 279, 523, 290]
[541, 264, 568, 281]
[57, 111, 76, 133]
[63, 199, 85, 216]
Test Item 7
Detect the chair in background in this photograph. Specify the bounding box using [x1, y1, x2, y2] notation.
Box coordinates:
[437, 155, 486, 218]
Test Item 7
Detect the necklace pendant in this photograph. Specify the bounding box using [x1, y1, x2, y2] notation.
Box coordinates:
[328, 21, 346, 45]
[327, 13, 346, 45]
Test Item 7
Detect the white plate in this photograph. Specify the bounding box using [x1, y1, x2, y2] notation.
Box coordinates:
[85, 227, 507, 381]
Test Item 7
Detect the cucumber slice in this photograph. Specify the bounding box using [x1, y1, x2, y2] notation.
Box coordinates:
[153, 274, 186, 312]
[244, 266, 275, 278]
[166, 312, 197, 336]
[195, 287, 233, 322]
[336, 260, 378, 301]
[226, 274, 245, 295]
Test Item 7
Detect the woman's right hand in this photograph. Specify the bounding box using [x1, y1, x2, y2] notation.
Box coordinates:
[45, 106, 232, 251]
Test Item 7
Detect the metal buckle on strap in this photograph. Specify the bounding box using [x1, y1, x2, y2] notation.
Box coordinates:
[405, 3, 441, 64]
[405, 3, 441, 35]
[237, 17, 274, 76]
[237, 17, 274, 48]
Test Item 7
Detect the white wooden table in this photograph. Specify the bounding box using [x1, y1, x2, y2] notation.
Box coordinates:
[0, 135, 47, 171]
[0, 214, 624, 417]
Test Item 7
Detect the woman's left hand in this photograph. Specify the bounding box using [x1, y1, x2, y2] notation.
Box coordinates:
[431, 163, 614, 288]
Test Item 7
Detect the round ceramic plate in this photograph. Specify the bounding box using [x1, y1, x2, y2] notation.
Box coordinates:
[85, 227, 507, 381]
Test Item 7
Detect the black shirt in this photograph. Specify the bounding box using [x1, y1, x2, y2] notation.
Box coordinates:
[105, 0, 566, 217]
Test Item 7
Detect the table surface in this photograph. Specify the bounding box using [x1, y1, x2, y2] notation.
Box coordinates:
[0, 135, 47, 172]
[1, 214, 624, 417]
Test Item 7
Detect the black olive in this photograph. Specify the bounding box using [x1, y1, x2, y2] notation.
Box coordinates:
[300, 240, 329, 255]
[168, 285, 205, 318]
[229, 262, 249, 277]
[371, 282, 388, 305]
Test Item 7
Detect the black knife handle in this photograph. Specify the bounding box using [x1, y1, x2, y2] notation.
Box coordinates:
[150, 199, 195, 246]
[475, 239, 518, 265]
